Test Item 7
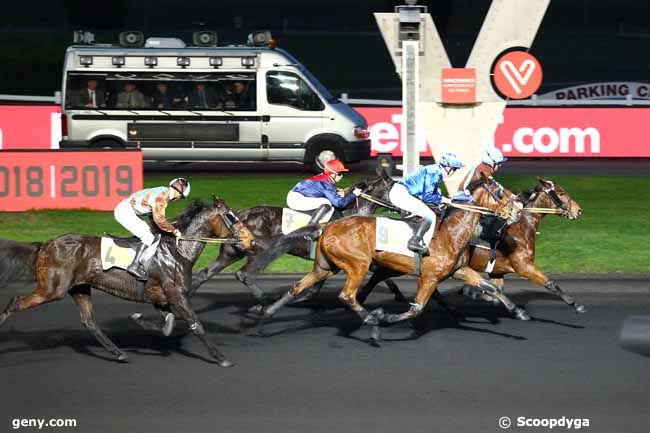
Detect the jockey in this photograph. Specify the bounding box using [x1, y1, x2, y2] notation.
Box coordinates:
[388, 152, 465, 255]
[287, 159, 361, 226]
[458, 147, 507, 194]
[114, 177, 191, 280]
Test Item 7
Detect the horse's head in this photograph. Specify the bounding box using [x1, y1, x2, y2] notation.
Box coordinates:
[468, 173, 521, 224]
[531, 178, 583, 220]
[340, 168, 395, 216]
[208, 194, 256, 250]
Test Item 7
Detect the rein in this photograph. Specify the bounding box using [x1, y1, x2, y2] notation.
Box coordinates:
[445, 202, 496, 216]
[179, 236, 239, 244]
[523, 207, 563, 215]
[357, 192, 401, 212]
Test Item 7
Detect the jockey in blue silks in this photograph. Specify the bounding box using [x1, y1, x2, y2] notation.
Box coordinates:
[286, 159, 361, 226]
[388, 152, 465, 255]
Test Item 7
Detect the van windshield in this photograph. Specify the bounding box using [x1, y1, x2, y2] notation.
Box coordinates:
[299, 67, 338, 103]
[64, 72, 257, 111]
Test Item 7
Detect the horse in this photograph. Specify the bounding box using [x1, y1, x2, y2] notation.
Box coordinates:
[0, 197, 254, 366]
[251, 175, 522, 341]
[356, 178, 586, 318]
[188, 169, 405, 302]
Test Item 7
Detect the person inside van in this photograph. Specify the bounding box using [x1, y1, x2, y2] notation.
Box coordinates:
[151, 82, 175, 110]
[188, 83, 220, 110]
[116, 82, 148, 109]
[71, 78, 106, 108]
[224, 81, 254, 110]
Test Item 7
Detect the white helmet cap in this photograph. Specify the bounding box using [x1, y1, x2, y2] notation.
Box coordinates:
[482, 147, 508, 166]
[170, 178, 191, 198]
[315, 150, 337, 171]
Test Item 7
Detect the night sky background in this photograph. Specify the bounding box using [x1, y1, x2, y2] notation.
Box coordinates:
[0, 0, 648, 97]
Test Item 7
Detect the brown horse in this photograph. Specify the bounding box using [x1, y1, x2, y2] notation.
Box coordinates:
[0, 197, 254, 366]
[253, 176, 521, 341]
[357, 178, 585, 317]
[459, 178, 585, 311]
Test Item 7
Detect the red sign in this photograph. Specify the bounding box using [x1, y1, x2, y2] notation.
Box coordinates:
[357, 106, 650, 158]
[0, 105, 61, 150]
[0, 151, 143, 211]
[441, 68, 476, 104]
[492, 50, 543, 99]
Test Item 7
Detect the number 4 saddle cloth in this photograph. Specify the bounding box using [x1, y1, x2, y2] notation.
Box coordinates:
[100, 236, 161, 271]
[375, 217, 434, 258]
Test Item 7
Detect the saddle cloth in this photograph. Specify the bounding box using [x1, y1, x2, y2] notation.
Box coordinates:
[281, 208, 329, 235]
[100, 236, 160, 271]
[375, 217, 433, 258]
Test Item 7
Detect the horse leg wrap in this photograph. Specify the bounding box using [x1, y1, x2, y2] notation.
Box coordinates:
[409, 302, 424, 316]
[189, 321, 204, 334]
[478, 279, 500, 295]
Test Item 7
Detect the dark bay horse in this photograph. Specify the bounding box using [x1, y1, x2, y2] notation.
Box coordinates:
[252, 176, 522, 341]
[0, 198, 254, 366]
[357, 178, 586, 317]
[189, 170, 399, 301]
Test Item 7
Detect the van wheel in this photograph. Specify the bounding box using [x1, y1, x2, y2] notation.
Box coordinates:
[304, 142, 343, 173]
[92, 139, 123, 149]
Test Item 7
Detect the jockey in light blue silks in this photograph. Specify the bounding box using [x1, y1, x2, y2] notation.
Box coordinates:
[388, 152, 465, 255]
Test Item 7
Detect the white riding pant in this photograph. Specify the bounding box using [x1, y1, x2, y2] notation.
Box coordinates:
[388, 183, 436, 238]
[286, 191, 335, 222]
[114, 200, 156, 246]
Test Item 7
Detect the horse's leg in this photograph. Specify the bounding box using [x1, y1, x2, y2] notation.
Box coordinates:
[70, 289, 128, 362]
[453, 267, 530, 320]
[251, 267, 335, 335]
[356, 268, 389, 304]
[235, 257, 273, 303]
[130, 306, 175, 336]
[381, 278, 441, 325]
[384, 279, 409, 303]
[190, 247, 242, 295]
[0, 269, 69, 327]
[168, 291, 232, 367]
[513, 261, 586, 313]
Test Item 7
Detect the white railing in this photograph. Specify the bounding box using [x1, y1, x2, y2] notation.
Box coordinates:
[0, 92, 61, 103]
[339, 92, 650, 106]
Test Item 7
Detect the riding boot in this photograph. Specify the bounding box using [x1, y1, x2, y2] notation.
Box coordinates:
[407, 218, 432, 256]
[305, 204, 332, 241]
[127, 243, 148, 280]
[308, 204, 332, 225]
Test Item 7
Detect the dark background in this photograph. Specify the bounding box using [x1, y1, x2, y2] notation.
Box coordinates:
[1, 0, 649, 97]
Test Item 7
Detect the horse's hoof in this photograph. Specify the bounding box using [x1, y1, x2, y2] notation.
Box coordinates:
[130, 312, 142, 321]
[247, 304, 265, 315]
[162, 313, 175, 336]
[117, 353, 129, 363]
[219, 359, 234, 368]
[515, 308, 531, 321]
[575, 304, 586, 314]
[235, 270, 247, 284]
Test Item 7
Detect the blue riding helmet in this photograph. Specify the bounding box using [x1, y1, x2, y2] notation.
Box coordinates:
[482, 147, 508, 166]
[438, 152, 465, 169]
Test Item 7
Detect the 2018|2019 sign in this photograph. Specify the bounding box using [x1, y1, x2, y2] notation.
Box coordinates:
[0, 151, 143, 211]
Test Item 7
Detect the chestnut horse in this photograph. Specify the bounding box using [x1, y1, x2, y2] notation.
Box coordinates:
[0, 197, 253, 366]
[357, 178, 585, 318]
[253, 176, 521, 341]
[189, 170, 399, 301]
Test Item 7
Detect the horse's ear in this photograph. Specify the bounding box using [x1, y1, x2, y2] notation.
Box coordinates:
[211, 194, 222, 207]
[479, 171, 489, 183]
[538, 177, 548, 185]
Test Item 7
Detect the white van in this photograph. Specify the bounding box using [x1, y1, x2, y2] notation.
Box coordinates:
[60, 32, 370, 169]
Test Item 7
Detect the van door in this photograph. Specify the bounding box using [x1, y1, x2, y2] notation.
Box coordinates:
[262, 70, 325, 161]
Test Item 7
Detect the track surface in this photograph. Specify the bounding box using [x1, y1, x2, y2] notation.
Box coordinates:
[0, 276, 649, 433]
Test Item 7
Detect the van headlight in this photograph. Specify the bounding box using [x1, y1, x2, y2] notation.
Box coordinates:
[353, 126, 369, 139]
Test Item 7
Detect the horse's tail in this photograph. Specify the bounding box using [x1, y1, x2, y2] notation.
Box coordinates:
[244, 226, 320, 278]
[0, 239, 41, 287]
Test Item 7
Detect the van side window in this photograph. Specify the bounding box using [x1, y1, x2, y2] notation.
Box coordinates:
[266, 71, 324, 111]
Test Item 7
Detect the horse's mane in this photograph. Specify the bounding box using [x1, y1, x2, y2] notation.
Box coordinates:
[517, 185, 543, 206]
[150, 200, 209, 233]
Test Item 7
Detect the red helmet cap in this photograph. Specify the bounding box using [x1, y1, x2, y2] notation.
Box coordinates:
[324, 159, 349, 174]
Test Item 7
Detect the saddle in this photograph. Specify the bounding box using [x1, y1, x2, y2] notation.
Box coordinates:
[104, 233, 141, 249]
